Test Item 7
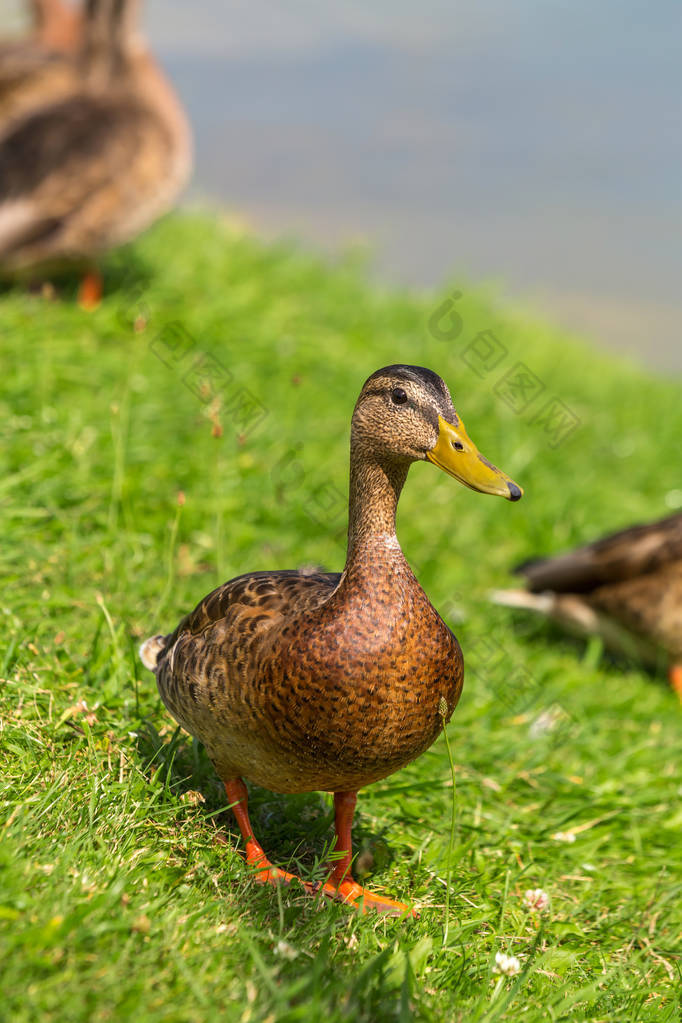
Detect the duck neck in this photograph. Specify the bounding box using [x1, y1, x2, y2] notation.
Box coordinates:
[344, 450, 409, 569]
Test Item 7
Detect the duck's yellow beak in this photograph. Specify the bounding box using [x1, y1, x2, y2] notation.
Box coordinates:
[426, 414, 523, 501]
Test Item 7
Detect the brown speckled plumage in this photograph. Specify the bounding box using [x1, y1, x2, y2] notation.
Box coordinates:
[153, 367, 464, 793]
[0, 0, 191, 277]
[142, 365, 522, 912]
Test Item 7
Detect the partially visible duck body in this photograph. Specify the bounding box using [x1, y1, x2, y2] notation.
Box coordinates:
[0, 0, 191, 305]
[142, 365, 523, 915]
[493, 512, 682, 700]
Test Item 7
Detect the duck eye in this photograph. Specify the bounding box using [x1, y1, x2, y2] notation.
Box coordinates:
[391, 387, 408, 405]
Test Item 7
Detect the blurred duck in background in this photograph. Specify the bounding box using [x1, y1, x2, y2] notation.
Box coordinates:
[0, 0, 192, 307]
[493, 512, 682, 700]
[0, 1, 83, 126]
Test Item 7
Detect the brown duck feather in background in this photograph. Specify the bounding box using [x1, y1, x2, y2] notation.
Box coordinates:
[141, 365, 523, 915]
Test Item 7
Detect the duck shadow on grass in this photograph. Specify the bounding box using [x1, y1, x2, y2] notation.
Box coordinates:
[0, 246, 156, 308]
[507, 614, 671, 689]
[133, 718, 401, 892]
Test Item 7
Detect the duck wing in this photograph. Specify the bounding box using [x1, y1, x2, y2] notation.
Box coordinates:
[148, 569, 341, 783]
[153, 569, 341, 672]
[516, 513, 682, 594]
[173, 569, 340, 638]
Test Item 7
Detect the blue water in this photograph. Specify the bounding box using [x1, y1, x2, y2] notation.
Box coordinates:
[50, 2, 682, 365]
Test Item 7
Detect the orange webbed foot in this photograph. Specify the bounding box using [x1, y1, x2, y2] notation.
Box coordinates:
[244, 839, 309, 888]
[224, 779, 414, 916]
[319, 877, 416, 917]
[242, 843, 414, 915]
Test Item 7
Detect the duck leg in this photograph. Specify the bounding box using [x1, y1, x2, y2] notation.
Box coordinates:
[669, 664, 682, 703]
[78, 268, 102, 310]
[224, 780, 414, 915]
[318, 790, 415, 916]
[223, 778, 302, 886]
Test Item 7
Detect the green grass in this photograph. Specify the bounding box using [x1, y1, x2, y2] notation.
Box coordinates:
[1, 213, 681, 1022]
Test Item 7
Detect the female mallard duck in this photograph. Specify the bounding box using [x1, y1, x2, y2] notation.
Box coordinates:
[494, 513, 682, 699]
[141, 365, 522, 914]
[0, 1, 83, 127]
[0, 0, 191, 306]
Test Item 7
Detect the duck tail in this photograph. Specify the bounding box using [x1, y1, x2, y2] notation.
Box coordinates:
[490, 588, 602, 634]
[489, 588, 555, 614]
[139, 634, 168, 671]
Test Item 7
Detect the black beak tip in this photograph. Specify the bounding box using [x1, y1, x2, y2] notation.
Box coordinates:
[507, 482, 522, 502]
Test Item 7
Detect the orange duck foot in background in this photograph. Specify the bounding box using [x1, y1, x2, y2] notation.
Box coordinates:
[223, 780, 415, 917]
[78, 269, 102, 310]
[669, 664, 682, 703]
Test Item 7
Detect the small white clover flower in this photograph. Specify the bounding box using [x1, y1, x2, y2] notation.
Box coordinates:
[493, 951, 522, 977]
[274, 940, 298, 960]
[551, 830, 576, 843]
[523, 887, 549, 911]
[529, 706, 563, 737]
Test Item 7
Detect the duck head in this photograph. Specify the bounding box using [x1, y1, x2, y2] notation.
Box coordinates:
[352, 365, 522, 501]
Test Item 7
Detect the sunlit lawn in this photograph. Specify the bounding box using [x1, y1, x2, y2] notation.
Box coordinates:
[1, 214, 681, 1021]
